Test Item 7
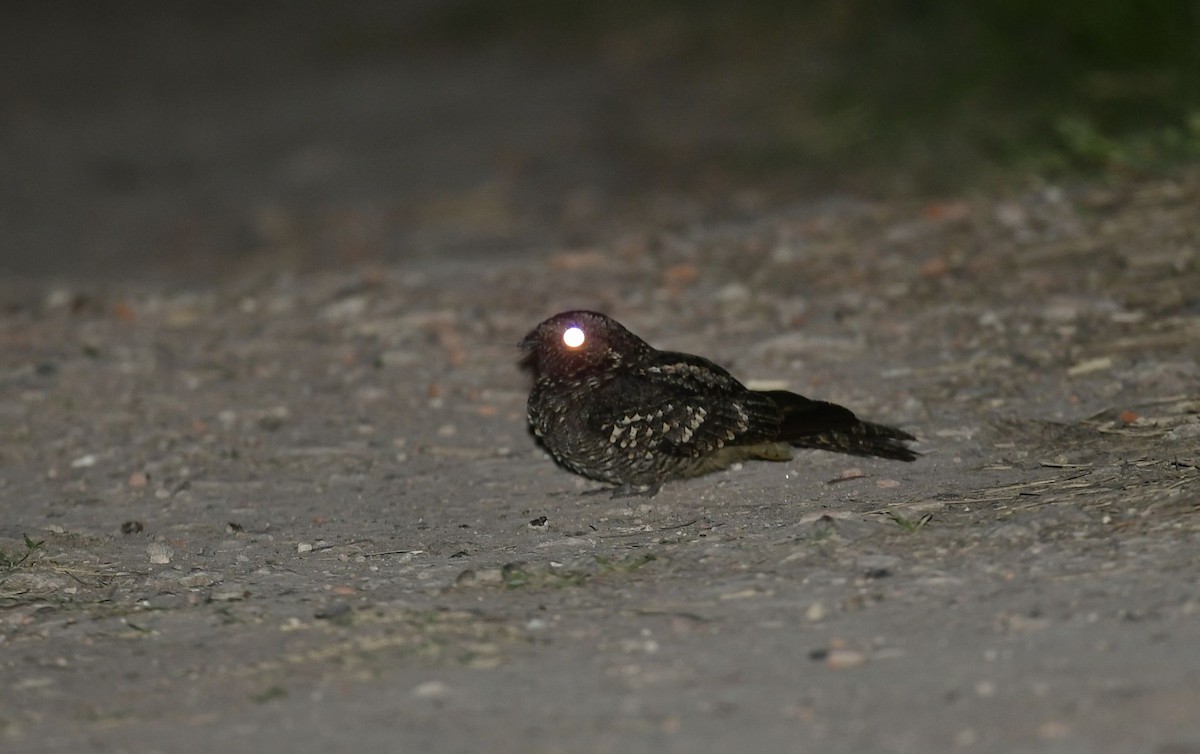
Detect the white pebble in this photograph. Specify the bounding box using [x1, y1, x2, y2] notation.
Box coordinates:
[146, 543, 174, 564]
[412, 680, 451, 700]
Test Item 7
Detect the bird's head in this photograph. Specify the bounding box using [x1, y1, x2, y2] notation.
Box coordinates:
[520, 310, 647, 380]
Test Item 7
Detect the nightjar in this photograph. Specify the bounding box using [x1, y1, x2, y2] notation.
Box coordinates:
[521, 310, 917, 496]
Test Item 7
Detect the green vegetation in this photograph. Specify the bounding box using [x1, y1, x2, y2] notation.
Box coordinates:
[418, 0, 1200, 191]
[0, 535, 44, 576]
[886, 511, 934, 533]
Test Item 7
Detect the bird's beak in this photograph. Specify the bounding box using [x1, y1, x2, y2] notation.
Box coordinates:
[517, 331, 539, 369]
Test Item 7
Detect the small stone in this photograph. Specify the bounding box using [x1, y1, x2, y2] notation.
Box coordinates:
[661, 263, 699, 287]
[825, 649, 869, 669]
[1166, 422, 1200, 441]
[412, 680, 450, 700]
[857, 554, 901, 573]
[146, 543, 174, 564]
[805, 602, 827, 622]
[127, 471, 149, 488]
[320, 295, 368, 321]
[473, 568, 503, 585]
[71, 454, 97, 469]
[715, 282, 750, 303]
[1067, 356, 1112, 376]
[314, 604, 351, 620]
[719, 588, 761, 601]
[297, 542, 313, 553]
[550, 251, 609, 271]
[258, 407, 288, 431]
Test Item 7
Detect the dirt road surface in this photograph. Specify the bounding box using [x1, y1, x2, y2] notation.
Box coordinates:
[2, 5, 1199, 753]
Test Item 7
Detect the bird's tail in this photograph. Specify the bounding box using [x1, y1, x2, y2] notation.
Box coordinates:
[788, 420, 918, 461]
[758, 390, 918, 462]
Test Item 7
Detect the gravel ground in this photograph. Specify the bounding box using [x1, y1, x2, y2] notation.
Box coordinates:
[2, 5, 1200, 754]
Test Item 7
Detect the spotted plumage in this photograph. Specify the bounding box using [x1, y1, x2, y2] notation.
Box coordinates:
[520, 310, 917, 496]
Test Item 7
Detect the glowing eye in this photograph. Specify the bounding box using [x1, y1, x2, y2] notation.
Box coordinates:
[562, 326, 586, 348]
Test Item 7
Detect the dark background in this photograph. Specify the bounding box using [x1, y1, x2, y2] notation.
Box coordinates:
[3, 0, 1198, 281]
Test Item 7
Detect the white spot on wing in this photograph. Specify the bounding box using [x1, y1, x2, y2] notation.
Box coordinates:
[734, 403, 749, 431]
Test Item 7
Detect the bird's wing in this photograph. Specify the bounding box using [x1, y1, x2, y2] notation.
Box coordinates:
[755, 390, 860, 439]
[585, 354, 782, 458]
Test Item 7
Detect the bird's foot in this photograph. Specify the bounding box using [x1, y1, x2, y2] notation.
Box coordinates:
[608, 483, 660, 499]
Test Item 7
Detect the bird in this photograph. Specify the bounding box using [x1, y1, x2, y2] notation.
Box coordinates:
[520, 310, 917, 496]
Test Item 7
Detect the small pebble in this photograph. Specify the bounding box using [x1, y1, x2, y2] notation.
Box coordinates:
[412, 680, 451, 700]
[1067, 356, 1112, 376]
[662, 263, 699, 287]
[1165, 422, 1200, 441]
[473, 568, 503, 585]
[146, 543, 174, 564]
[719, 588, 760, 601]
[825, 649, 869, 669]
[315, 604, 351, 620]
[715, 283, 750, 303]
